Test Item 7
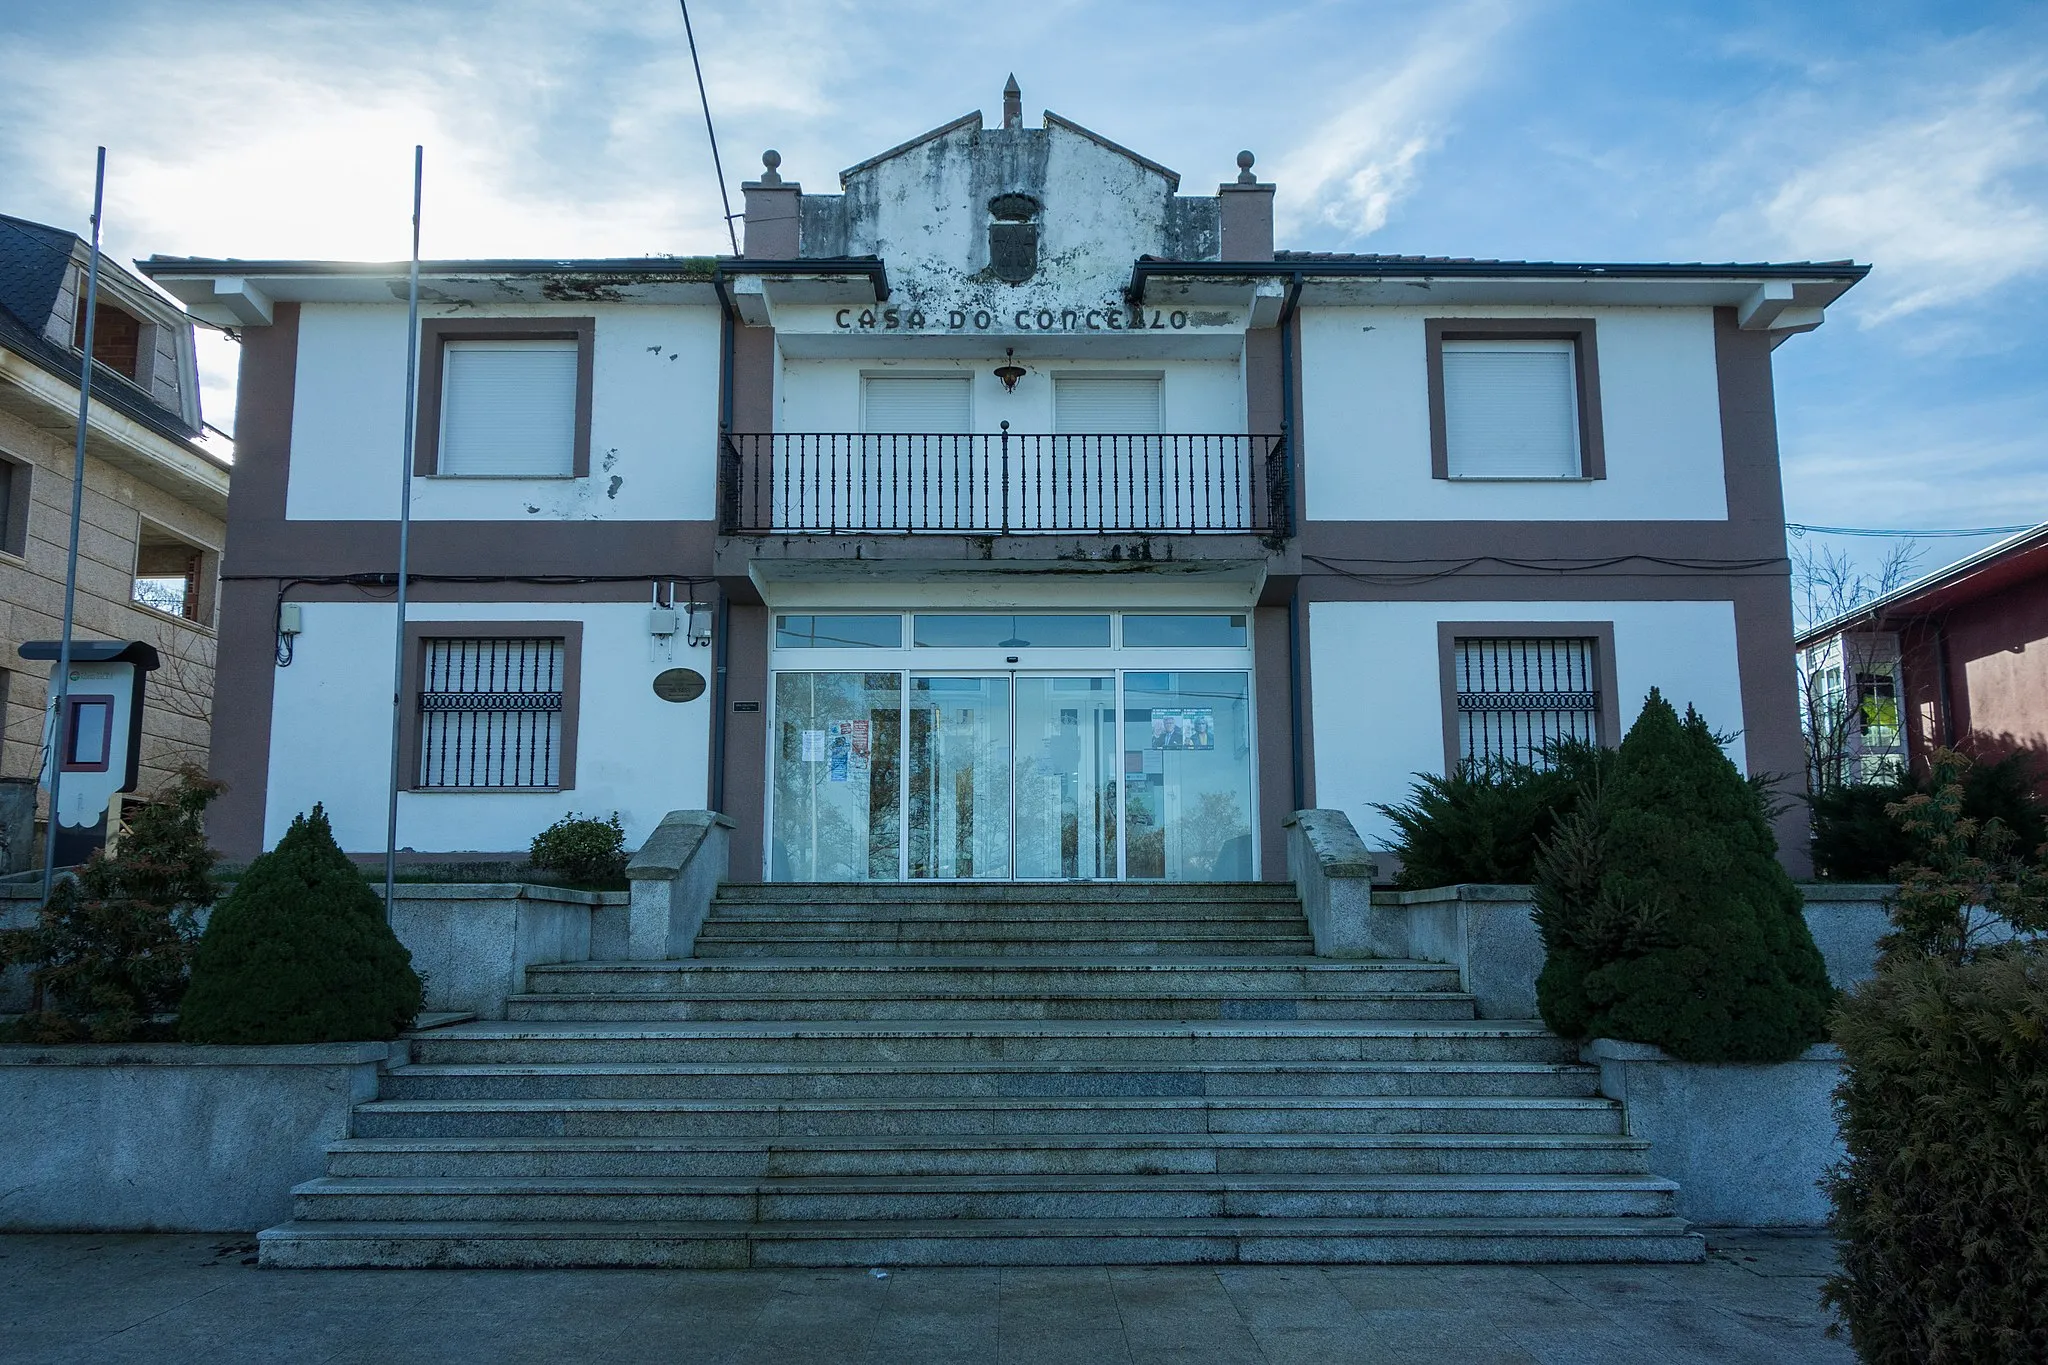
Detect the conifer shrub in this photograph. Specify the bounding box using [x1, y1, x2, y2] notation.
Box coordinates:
[0, 769, 221, 1042]
[1823, 756, 2048, 1360]
[1824, 948, 2048, 1362]
[1375, 742, 1608, 889]
[1532, 690, 1834, 1062]
[1810, 750, 2046, 882]
[179, 805, 422, 1044]
[527, 811, 629, 887]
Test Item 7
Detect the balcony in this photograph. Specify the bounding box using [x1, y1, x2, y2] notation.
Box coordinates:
[720, 432, 1290, 537]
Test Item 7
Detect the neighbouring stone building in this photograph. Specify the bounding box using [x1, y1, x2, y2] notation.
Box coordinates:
[0, 212, 227, 862]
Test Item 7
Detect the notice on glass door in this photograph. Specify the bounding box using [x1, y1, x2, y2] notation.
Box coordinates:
[1150, 708, 1215, 751]
[826, 719, 871, 782]
[801, 729, 827, 763]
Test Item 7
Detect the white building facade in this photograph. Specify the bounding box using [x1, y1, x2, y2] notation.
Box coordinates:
[144, 87, 1863, 880]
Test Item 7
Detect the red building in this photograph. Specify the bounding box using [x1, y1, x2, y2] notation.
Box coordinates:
[1797, 523, 2048, 786]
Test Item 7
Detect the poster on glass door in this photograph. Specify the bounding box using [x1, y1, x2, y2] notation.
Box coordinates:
[1149, 708, 1215, 751]
[826, 719, 871, 782]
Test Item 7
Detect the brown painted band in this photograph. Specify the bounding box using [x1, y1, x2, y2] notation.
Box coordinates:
[273, 581, 674, 604]
[206, 302, 300, 861]
[399, 620, 584, 793]
[222, 519, 718, 579]
[415, 318, 596, 478]
[1424, 318, 1605, 481]
[1298, 518, 1787, 564]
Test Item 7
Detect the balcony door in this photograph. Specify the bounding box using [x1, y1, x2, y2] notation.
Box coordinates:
[862, 376, 975, 530]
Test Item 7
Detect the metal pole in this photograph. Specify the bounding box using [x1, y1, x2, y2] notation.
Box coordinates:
[678, 0, 740, 257]
[40, 148, 107, 905]
[382, 147, 424, 918]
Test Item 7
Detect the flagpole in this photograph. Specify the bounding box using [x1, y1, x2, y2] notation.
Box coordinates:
[40, 148, 108, 905]
[382, 146, 423, 919]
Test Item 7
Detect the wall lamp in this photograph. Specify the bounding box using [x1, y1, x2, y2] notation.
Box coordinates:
[994, 348, 1025, 393]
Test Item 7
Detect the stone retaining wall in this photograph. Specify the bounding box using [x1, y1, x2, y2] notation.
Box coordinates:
[0, 1041, 389, 1231]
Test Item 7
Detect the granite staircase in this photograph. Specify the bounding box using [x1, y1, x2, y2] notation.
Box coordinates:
[258, 882, 1704, 1267]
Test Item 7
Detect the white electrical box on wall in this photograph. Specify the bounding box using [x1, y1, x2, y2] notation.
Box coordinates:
[19, 639, 160, 865]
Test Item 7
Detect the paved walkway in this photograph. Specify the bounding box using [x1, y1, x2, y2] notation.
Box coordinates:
[1, 1230, 1852, 1364]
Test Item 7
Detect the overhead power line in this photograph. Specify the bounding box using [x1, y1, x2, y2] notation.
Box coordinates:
[679, 0, 740, 257]
[1787, 522, 2039, 540]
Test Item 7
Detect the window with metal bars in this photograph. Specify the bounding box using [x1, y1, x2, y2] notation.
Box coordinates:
[1454, 637, 1600, 769]
[418, 638, 565, 788]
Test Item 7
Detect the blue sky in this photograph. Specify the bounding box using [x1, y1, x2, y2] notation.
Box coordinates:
[3, 0, 2043, 590]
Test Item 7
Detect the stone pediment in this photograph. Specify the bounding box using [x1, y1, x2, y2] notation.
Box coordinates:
[795, 84, 1220, 316]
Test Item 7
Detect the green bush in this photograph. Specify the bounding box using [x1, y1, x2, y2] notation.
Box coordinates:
[0, 770, 220, 1042]
[1824, 948, 2048, 1362]
[528, 811, 629, 886]
[179, 805, 422, 1044]
[1810, 751, 2047, 881]
[1822, 750, 2048, 1360]
[1374, 743, 1608, 889]
[1532, 690, 1834, 1062]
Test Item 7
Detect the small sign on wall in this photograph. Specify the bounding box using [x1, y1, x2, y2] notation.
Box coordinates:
[651, 668, 706, 703]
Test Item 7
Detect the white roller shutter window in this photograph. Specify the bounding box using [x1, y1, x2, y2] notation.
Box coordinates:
[1441, 340, 1581, 478]
[862, 376, 972, 432]
[438, 340, 578, 476]
[1054, 376, 1162, 434]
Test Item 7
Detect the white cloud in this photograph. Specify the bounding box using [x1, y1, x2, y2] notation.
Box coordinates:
[1271, 0, 1516, 242]
[1732, 58, 2048, 323]
[0, 1, 869, 430]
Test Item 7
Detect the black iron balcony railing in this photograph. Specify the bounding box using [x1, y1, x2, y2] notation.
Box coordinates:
[720, 431, 1291, 536]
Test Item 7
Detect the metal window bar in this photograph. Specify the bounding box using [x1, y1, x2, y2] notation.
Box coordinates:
[1454, 637, 1599, 770]
[720, 433, 1283, 534]
[418, 637, 565, 788]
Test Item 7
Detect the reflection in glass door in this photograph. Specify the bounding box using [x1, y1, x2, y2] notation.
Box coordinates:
[1123, 671, 1255, 880]
[908, 676, 1011, 879]
[1014, 676, 1117, 879]
[770, 671, 903, 881]
[767, 653, 1255, 882]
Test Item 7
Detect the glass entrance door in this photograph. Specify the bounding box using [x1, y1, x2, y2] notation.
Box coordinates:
[766, 613, 1257, 882]
[905, 673, 1118, 880]
[1014, 675, 1117, 880]
[907, 675, 1011, 879]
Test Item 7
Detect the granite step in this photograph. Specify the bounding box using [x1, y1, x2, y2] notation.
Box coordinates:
[379, 1059, 1604, 1102]
[702, 903, 1311, 922]
[257, 1214, 1707, 1269]
[522, 958, 1465, 996]
[289, 1172, 1681, 1223]
[401, 1020, 1577, 1067]
[696, 917, 1308, 937]
[690, 936, 1320, 958]
[323, 1132, 1655, 1179]
[349, 1094, 1627, 1139]
[502, 989, 1479, 1023]
[712, 883, 1304, 906]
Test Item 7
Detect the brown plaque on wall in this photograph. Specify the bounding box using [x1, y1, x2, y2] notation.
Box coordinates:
[652, 668, 707, 703]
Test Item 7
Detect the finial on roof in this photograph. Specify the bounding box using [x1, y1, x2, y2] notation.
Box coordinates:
[1003, 74, 1022, 130]
[759, 149, 782, 186]
[1236, 150, 1257, 185]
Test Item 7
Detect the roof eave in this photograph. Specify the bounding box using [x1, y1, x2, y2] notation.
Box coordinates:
[1794, 522, 2048, 648]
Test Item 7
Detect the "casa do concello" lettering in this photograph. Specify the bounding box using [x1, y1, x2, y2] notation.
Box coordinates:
[834, 305, 1194, 333]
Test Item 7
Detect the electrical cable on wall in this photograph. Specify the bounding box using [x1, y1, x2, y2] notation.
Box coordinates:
[250, 573, 716, 667]
[1788, 522, 2038, 539]
[1304, 552, 1788, 588]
